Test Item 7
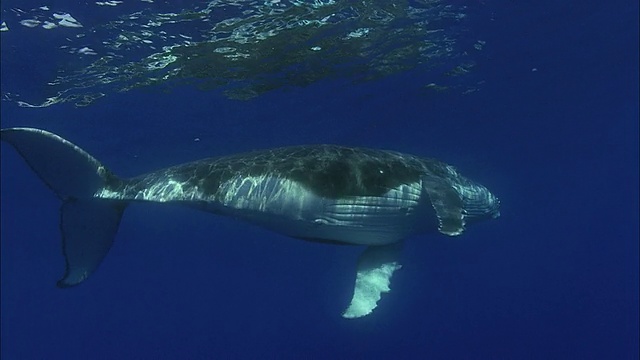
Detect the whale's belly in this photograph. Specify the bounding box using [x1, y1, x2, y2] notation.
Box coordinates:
[207, 175, 435, 245]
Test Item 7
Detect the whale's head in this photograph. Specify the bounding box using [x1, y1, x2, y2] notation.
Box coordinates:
[454, 180, 501, 222]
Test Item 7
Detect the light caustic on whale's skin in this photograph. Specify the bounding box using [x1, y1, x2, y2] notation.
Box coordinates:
[0, 127, 500, 319]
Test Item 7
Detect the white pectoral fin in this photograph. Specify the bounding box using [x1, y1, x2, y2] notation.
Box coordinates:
[342, 244, 403, 319]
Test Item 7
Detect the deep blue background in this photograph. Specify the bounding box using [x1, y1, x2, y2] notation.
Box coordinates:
[1, 1, 638, 359]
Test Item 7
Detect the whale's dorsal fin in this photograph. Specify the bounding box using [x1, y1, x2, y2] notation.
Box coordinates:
[342, 243, 403, 319]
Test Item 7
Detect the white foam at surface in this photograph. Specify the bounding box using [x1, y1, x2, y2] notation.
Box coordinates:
[53, 13, 83, 28]
[43, 21, 57, 29]
[60, 19, 82, 28]
[20, 19, 41, 28]
[78, 47, 97, 55]
[345, 28, 370, 39]
[0, 22, 8, 31]
[3, 0, 476, 108]
[96, 1, 123, 6]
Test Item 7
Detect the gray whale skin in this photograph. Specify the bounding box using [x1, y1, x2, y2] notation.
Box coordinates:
[1, 127, 500, 319]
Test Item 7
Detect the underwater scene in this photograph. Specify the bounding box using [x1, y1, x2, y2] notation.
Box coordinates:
[1, 0, 638, 359]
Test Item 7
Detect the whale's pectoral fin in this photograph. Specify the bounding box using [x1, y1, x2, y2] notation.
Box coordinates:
[423, 178, 465, 236]
[342, 243, 403, 319]
[57, 199, 125, 287]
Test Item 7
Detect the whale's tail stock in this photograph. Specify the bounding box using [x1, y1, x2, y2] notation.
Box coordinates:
[1, 127, 126, 287]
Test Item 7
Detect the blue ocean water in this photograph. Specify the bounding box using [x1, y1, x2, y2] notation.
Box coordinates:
[1, 1, 638, 359]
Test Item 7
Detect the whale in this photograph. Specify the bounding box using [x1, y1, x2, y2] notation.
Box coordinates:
[1, 127, 500, 318]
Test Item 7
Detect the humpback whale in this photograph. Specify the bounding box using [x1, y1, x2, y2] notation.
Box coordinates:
[1, 127, 500, 318]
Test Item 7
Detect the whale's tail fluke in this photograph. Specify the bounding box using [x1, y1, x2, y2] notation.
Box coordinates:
[1, 127, 126, 287]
